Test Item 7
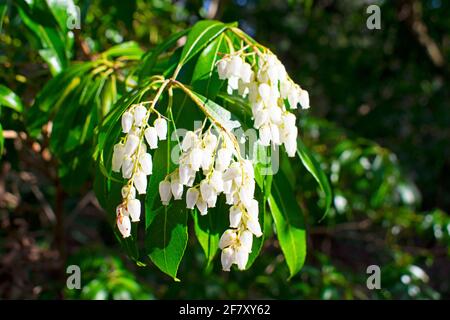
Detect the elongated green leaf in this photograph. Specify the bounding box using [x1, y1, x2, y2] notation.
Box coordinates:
[0, 2, 7, 34]
[0, 85, 23, 113]
[191, 33, 227, 99]
[190, 91, 241, 131]
[146, 201, 188, 281]
[139, 28, 189, 79]
[177, 20, 231, 71]
[269, 171, 307, 279]
[297, 138, 332, 218]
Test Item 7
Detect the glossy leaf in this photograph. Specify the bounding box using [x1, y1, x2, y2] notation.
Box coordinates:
[0, 85, 23, 113]
[269, 171, 307, 279]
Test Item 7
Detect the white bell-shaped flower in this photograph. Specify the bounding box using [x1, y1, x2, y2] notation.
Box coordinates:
[189, 147, 203, 171]
[117, 214, 131, 238]
[121, 156, 133, 179]
[229, 56, 243, 77]
[258, 83, 271, 103]
[124, 134, 139, 156]
[269, 106, 282, 124]
[171, 176, 183, 200]
[284, 136, 297, 157]
[254, 109, 269, 129]
[259, 124, 272, 146]
[219, 229, 237, 249]
[239, 230, 253, 252]
[221, 247, 235, 272]
[139, 152, 152, 175]
[200, 180, 214, 202]
[247, 216, 262, 237]
[215, 148, 232, 171]
[159, 180, 172, 205]
[133, 105, 147, 126]
[229, 205, 242, 228]
[144, 126, 158, 149]
[127, 199, 141, 222]
[270, 123, 280, 145]
[121, 185, 136, 200]
[240, 62, 252, 83]
[121, 111, 133, 133]
[179, 165, 193, 185]
[217, 59, 229, 80]
[196, 196, 208, 215]
[288, 90, 299, 109]
[134, 171, 147, 194]
[181, 131, 197, 151]
[299, 89, 310, 109]
[210, 170, 224, 193]
[235, 246, 249, 270]
[112, 143, 125, 172]
[154, 118, 167, 140]
[206, 192, 218, 208]
[228, 76, 239, 91]
[186, 187, 199, 209]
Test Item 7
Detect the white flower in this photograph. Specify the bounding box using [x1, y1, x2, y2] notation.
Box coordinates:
[189, 147, 203, 171]
[210, 170, 224, 193]
[112, 143, 125, 172]
[234, 246, 249, 270]
[171, 176, 183, 200]
[259, 124, 271, 146]
[121, 185, 136, 199]
[215, 148, 232, 171]
[144, 127, 158, 149]
[229, 205, 242, 228]
[284, 136, 297, 157]
[154, 118, 167, 140]
[124, 134, 139, 155]
[121, 111, 133, 133]
[134, 171, 147, 194]
[258, 83, 271, 103]
[159, 180, 172, 205]
[270, 123, 280, 145]
[299, 89, 310, 109]
[219, 229, 237, 249]
[179, 165, 193, 185]
[229, 56, 243, 77]
[254, 109, 269, 129]
[217, 59, 229, 80]
[121, 156, 133, 179]
[239, 230, 253, 252]
[240, 62, 252, 83]
[139, 152, 152, 175]
[200, 180, 214, 202]
[134, 105, 147, 126]
[247, 216, 262, 237]
[221, 247, 235, 271]
[117, 214, 131, 238]
[196, 196, 208, 215]
[203, 132, 218, 151]
[186, 187, 199, 209]
[181, 131, 197, 151]
[127, 199, 141, 222]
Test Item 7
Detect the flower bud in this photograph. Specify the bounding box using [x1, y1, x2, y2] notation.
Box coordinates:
[217, 59, 229, 80]
[127, 199, 141, 222]
[229, 56, 243, 77]
[154, 118, 167, 140]
[299, 89, 310, 109]
[240, 62, 252, 83]
[117, 214, 131, 238]
[144, 126, 158, 149]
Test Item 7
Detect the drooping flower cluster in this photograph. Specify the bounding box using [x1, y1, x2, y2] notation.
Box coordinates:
[217, 51, 309, 157]
[158, 128, 262, 270]
[111, 103, 167, 238]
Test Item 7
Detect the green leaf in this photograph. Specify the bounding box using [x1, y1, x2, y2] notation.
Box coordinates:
[190, 91, 241, 131]
[191, 33, 227, 99]
[0, 85, 23, 113]
[297, 138, 332, 219]
[0, 2, 7, 34]
[192, 198, 229, 269]
[269, 170, 307, 279]
[0, 123, 4, 157]
[145, 201, 188, 281]
[177, 20, 231, 72]
[139, 28, 189, 79]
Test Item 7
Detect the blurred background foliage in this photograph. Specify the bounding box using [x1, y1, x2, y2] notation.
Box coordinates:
[0, 0, 449, 299]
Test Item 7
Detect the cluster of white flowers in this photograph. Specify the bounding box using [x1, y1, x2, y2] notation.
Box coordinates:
[158, 128, 262, 270]
[217, 51, 309, 157]
[111, 103, 167, 238]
